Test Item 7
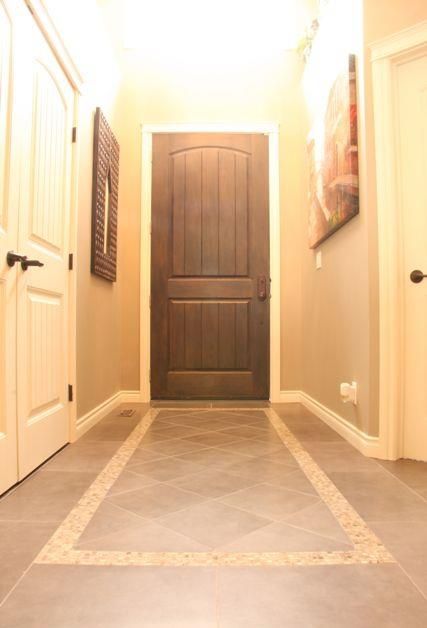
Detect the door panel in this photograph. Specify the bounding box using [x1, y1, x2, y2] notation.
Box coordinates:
[0, 0, 20, 494]
[151, 133, 269, 399]
[17, 20, 73, 479]
[398, 53, 427, 461]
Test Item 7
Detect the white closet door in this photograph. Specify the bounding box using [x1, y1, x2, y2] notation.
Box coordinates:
[398, 52, 427, 462]
[16, 12, 74, 479]
[0, 0, 23, 494]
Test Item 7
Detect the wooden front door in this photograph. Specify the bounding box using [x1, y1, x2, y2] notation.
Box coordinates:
[151, 133, 269, 399]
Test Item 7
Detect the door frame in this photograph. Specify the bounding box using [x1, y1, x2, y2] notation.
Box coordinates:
[140, 123, 281, 402]
[371, 21, 427, 459]
[26, 0, 82, 442]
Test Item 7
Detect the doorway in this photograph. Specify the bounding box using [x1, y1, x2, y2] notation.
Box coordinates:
[373, 25, 427, 461]
[140, 124, 281, 402]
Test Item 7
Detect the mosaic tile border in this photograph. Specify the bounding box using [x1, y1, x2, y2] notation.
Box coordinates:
[35, 407, 395, 567]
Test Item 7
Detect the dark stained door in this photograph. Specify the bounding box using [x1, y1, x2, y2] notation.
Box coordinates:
[151, 133, 269, 399]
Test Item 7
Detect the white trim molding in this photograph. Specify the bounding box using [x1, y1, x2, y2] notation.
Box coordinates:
[74, 391, 143, 440]
[140, 123, 281, 404]
[279, 390, 381, 458]
[371, 21, 427, 460]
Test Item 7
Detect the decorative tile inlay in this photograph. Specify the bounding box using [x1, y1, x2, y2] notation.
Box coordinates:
[35, 407, 395, 567]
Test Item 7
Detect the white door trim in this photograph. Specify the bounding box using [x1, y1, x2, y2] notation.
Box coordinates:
[371, 21, 427, 459]
[140, 123, 281, 402]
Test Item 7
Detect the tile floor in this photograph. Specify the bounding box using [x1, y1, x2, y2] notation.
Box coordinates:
[0, 403, 426, 626]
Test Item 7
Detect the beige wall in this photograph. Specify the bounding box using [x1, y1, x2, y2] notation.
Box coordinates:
[42, 0, 122, 418]
[300, 0, 427, 437]
[99, 0, 317, 396]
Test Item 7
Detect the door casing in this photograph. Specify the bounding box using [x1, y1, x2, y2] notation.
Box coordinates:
[140, 123, 281, 402]
[372, 21, 427, 460]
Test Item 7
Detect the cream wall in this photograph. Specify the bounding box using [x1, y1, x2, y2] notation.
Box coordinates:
[41, 0, 122, 418]
[300, 0, 374, 433]
[99, 0, 317, 397]
[300, 0, 427, 437]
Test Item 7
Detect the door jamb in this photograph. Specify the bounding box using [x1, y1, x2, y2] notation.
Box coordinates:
[371, 21, 427, 459]
[140, 123, 281, 402]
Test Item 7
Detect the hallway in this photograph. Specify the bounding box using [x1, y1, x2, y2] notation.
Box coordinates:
[0, 403, 426, 626]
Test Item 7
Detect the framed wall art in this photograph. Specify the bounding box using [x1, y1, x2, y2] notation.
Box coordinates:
[91, 107, 119, 281]
[308, 54, 359, 248]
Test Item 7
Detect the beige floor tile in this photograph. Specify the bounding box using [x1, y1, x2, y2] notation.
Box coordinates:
[329, 470, 427, 521]
[0, 521, 57, 603]
[220, 483, 320, 521]
[377, 459, 427, 493]
[78, 520, 210, 553]
[106, 483, 207, 520]
[183, 432, 243, 447]
[140, 438, 211, 457]
[175, 447, 254, 469]
[302, 441, 382, 473]
[129, 457, 205, 482]
[167, 468, 259, 498]
[125, 448, 167, 468]
[217, 564, 427, 627]
[76, 501, 149, 546]
[218, 520, 351, 552]
[107, 470, 159, 496]
[370, 520, 427, 597]
[0, 565, 217, 627]
[0, 470, 96, 522]
[159, 500, 271, 548]
[45, 441, 121, 473]
[283, 501, 352, 545]
[225, 457, 299, 485]
[218, 439, 286, 456]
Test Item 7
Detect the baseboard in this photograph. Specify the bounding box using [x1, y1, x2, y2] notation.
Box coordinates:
[120, 390, 143, 403]
[279, 389, 381, 458]
[277, 390, 303, 403]
[74, 390, 142, 440]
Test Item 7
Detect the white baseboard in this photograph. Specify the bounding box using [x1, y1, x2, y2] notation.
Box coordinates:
[279, 389, 381, 458]
[277, 390, 303, 403]
[74, 390, 142, 440]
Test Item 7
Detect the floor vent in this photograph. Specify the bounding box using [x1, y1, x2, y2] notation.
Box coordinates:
[118, 409, 136, 417]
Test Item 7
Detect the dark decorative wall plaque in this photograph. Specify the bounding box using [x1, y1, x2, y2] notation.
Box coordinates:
[91, 107, 119, 281]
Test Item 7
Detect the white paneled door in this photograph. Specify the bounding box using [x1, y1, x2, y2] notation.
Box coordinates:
[398, 51, 427, 461]
[0, 0, 19, 495]
[0, 0, 74, 492]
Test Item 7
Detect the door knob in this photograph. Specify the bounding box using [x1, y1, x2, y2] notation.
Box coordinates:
[410, 269, 427, 284]
[21, 258, 44, 271]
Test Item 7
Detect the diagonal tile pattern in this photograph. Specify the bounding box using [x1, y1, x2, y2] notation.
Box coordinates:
[28, 405, 396, 567]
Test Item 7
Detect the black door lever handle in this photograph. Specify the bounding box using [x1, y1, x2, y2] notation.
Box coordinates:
[7, 251, 27, 267]
[21, 258, 44, 271]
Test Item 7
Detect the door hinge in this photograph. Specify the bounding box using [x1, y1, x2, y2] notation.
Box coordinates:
[68, 253, 74, 270]
[149, 294, 151, 308]
[68, 384, 73, 402]
[149, 369, 151, 382]
[72, 126, 77, 143]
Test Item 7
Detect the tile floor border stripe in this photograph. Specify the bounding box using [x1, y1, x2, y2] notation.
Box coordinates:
[34, 406, 395, 567]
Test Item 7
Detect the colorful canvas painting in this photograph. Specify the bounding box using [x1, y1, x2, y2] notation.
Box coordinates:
[308, 54, 359, 248]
